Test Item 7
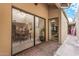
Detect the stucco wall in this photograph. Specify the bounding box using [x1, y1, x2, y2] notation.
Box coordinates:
[76, 18, 79, 39]
[48, 7, 59, 18]
[61, 10, 68, 43]
[75, 7, 79, 39]
[0, 4, 11, 56]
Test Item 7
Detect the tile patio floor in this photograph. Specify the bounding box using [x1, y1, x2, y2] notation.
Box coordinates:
[15, 40, 60, 56]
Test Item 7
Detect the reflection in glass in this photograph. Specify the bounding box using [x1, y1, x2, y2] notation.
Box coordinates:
[12, 8, 34, 54]
[35, 17, 45, 45]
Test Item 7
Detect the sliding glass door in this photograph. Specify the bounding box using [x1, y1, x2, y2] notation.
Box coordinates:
[12, 7, 46, 55]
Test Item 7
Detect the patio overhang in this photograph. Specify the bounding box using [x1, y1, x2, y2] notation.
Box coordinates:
[55, 3, 71, 9]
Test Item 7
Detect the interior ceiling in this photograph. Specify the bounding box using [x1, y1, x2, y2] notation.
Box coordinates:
[60, 3, 70, 8]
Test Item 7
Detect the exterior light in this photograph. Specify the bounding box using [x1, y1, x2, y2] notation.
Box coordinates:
[34, 3, 38, 6]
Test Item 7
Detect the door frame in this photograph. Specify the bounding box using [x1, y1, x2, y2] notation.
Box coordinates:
[48, 17, 59, 41]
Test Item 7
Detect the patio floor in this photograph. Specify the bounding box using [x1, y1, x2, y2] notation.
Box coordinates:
[15, 40, 60, 56]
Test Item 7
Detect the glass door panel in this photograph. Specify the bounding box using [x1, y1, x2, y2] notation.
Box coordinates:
[35, 17, 45, 45]
[12, 8, 34, 54]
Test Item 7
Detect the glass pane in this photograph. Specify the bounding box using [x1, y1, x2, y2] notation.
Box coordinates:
[35, 17, 45, 45]
[48, 19, 59, 41]
[12, 8, 34, 54]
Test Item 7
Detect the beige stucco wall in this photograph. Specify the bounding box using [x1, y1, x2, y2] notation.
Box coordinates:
[48, 7, 59, 18]
[76, 18, 79, 39]
[12, 3, 49, 41]
[75, 7, 79, 39]
[61, 10, 68, 43]
[0, 4, 11, 56]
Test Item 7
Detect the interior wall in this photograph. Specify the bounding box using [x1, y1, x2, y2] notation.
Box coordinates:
[61, 10, 68, 43]
[12, 3, 49, 41]
[0, 4, 11, 56]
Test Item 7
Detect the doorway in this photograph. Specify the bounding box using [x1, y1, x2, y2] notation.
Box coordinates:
[48, 18, 59, 41]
